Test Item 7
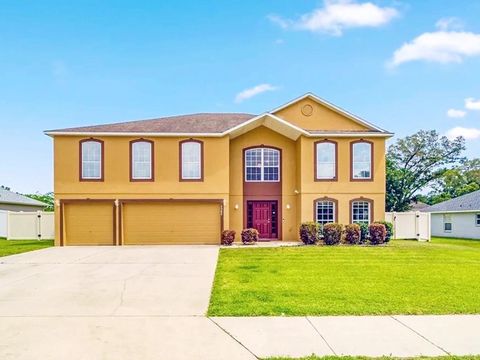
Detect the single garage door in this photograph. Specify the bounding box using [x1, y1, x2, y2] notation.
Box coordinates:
[122, 201, 221, 245]
[64, 201, 115, 245]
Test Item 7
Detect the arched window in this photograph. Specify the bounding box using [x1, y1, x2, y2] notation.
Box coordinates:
[80, 139, 103, 181]
[130, 139, 154, 181]
[351, 140, 373, 180]
[180, 140, 203, 181]
[351, 199, 373, 224]
[315, 199, 337, 225]
[245, 147, 280, 182]
[315, 140, 337, 180]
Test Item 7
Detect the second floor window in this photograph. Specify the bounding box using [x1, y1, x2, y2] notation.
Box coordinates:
[245, 147, 280, 182]
[352, 141, 372, 180]
[131, 140, 153, 180]
[315, 141, 336, 180]
[80, 139, 103, 180]
[180, 140, 202, 180]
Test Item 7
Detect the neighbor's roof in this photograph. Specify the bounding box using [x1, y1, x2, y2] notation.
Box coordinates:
[423, 190, 480, 213]
[0, 189, 47, 207]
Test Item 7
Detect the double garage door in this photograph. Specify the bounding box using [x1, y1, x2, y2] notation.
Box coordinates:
[63, 200, 222, 245]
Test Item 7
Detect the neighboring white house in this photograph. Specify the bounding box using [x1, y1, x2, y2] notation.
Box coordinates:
[0, 188, 47, 212]
[422, 190, 480, 239]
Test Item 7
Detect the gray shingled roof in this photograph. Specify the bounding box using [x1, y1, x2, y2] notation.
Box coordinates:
[45, 113, 255, 134]
[0, 189, 47, 207]
[423, 190, 480, 212]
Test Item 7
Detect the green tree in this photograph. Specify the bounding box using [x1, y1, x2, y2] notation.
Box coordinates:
[386, 130, 465, 211]
[25, 192, 54, 212]
[426, 159, 480, 204]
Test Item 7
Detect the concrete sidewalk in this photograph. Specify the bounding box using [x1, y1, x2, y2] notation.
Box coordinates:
[212, 315, 480, 359]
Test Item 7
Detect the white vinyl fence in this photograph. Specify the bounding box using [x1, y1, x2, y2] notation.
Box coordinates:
[0, 211, 54, 240]
[385, 211, 431, 241]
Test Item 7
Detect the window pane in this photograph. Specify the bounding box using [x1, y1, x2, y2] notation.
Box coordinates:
[245, 148, 280, 182]
[353, 142, 372, 179]
[132, 141, 152, 179]
[316, 201, 335, 225]
[81, 141, 101, 179]
[182, 142, 201, 179]
[316, 142, 335, 179]
[352, 201, 370, 224]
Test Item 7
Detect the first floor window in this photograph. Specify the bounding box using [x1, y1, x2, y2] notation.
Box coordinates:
[181, 140, 202, 180]
[476, 214, 480, 226]
[352, 141, 372, 180]
[80, 139, 102, 180]
[444, 214, 452, 232]
[131, 140, 153, 180]
[245, 147, 280, 182]
[352, 200, 371, 224]
[315, 200, 335, 225]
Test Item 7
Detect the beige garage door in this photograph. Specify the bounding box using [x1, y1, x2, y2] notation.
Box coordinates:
[122, 201, 221, 245]
[64, 201, 115, 246]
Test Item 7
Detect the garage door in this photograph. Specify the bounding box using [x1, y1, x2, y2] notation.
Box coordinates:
[122, 201, 221, 245]
[64, 201, 115, 245]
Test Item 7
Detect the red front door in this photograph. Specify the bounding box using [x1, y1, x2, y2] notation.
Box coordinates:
[249, 201, 277, 239]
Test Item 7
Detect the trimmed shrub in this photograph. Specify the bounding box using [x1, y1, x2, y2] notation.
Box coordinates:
[369, 223, 386, 245]
[323, 223, 343, 245]
[374, 221, 393, 242]
[359, 222, 369, 244]
[344, 224, 361, 245]
[299, 222, 320, 245]
[221, 230, 236, 246]
[241, 228, 259, 245]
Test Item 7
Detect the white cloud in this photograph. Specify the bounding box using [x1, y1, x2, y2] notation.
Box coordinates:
[465, 97, 480, 110]
[389, 28, 480, 67]
[234, 84, 278, 103]
[435, 17, 463, 31]
[445, 126, 480, 140]
[447, 108, 466, 118]
[268, 0, 399, 36]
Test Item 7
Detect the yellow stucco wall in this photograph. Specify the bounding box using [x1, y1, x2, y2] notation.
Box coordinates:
[229, 126, 298, 241]
[53, 135, 230, 245]
[274, 97, 370, 131]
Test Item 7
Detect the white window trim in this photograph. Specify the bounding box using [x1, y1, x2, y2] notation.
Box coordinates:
[476, 214, 480, 227]
[181, 141, 202, 180]
[315, 200, 336, 224]
[351, 201, 371, 224]
[315, 141, 336, 180]
[131, 140, 153, 180]
[244, 147, 280, 183]
[81, 140, 102, 180]
[352, 141, 372, 180]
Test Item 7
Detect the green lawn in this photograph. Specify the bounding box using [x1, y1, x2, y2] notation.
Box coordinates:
[208, 237, 480, 316]
[0, 238, 54, 257]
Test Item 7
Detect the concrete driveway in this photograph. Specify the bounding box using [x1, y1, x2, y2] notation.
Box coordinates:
[0, 246, 255, 360]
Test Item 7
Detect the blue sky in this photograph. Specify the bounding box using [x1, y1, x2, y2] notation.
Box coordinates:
[1, 0, 480, 193]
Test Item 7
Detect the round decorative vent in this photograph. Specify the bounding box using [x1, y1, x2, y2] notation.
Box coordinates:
[301, 104, 313, 116]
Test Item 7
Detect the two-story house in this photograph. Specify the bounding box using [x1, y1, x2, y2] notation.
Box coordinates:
[45, 93, 393, 245]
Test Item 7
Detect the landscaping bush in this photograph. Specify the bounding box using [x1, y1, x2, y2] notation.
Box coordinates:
[344, 224, 361, 245]
[369, 223, 386, 245]
[241, 228, 259, 245]
[374, 221, 393, 242]
[359, 222, 369, 244]
[221, 230, 236, 246]
[299, 222, 320, 245]
[323, 223, 343, 245]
